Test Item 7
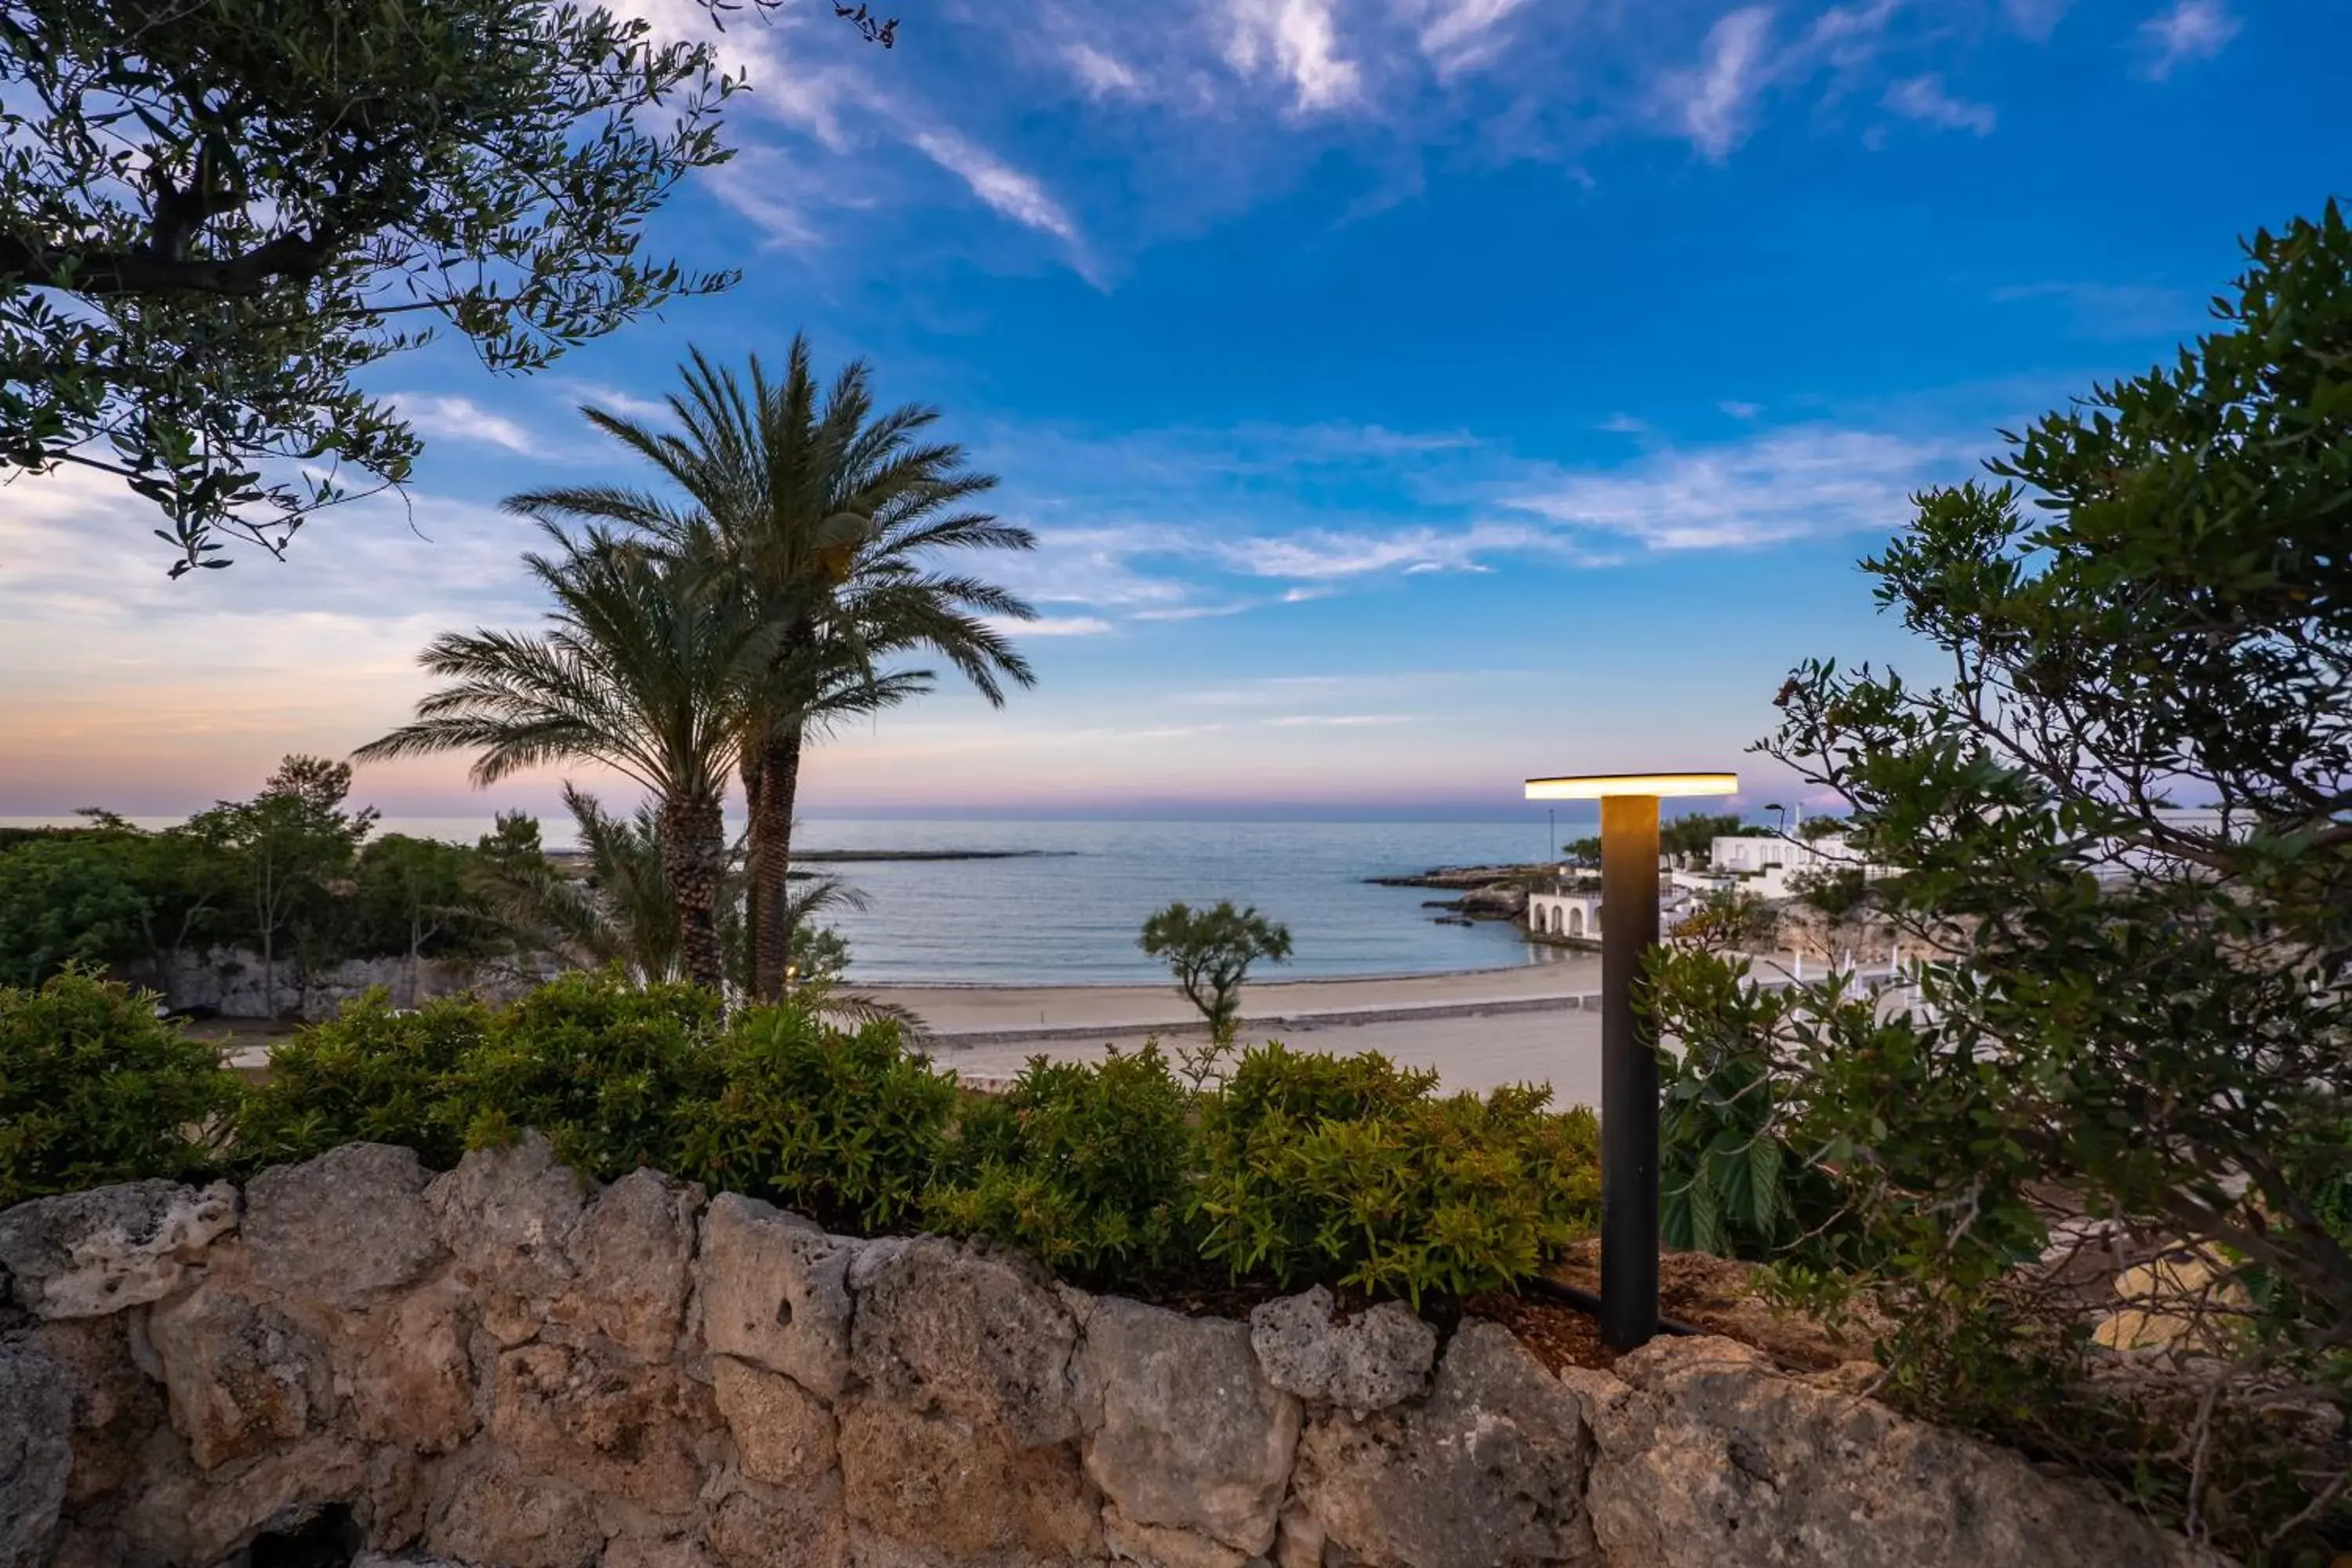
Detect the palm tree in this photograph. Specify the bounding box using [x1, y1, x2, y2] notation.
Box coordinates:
[508, 337, 1039, 1000]
[354, 522, 762, 989]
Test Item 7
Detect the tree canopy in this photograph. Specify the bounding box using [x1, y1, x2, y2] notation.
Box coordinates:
[0, 0, 750, 572]
[1140, 901, 1294, 1044]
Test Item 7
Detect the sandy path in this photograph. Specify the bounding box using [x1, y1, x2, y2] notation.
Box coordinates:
[865, 955, 1605, 1037]
[922, 1006, 1605, 1103]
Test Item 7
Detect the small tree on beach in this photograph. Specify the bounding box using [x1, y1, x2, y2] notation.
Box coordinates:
[1139, 901, 1293, 1046]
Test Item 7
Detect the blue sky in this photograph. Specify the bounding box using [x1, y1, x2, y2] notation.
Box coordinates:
[2, 0, 2342, 822]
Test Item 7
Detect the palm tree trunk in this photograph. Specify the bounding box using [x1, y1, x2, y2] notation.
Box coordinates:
[739, 750, 764, 993]
[662, 794, 728, 992]
[748, 721, 805, 1001]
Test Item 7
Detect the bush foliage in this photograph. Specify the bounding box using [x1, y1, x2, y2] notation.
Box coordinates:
[2, 967, 1599, 1307]
[0, 971, 241, 1206]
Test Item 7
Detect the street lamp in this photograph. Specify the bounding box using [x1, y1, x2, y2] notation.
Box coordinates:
[1525, 770, 1738, 1350]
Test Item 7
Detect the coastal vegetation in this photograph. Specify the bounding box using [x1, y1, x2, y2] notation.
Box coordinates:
[1139, 899, 1294, 1045]
[1651, 201, 2352, 1559]
[0, 967, 1600, 1308]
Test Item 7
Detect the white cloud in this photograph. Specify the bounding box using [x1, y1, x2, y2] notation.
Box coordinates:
[908, 131, 1083, 244]
[1719, 400, 1762, 419]
[2002, 0, 2069, 40]
[993, 615, 1115, 637]
[1131, 602, 1254, 622]
[1222, 0, 1363, 112]
[1261, 713, 1416, 727]
[1599, 413, 1650, 435]
[1214, 522, 1544, 579]
[2139, 0, 2239, 78]
[1657, 6, 1777, 162]
[1504, 426, 1952, 550]
[1064, 42, 1142, 98]
[989, 524, 1193, 610]
[389, 394, 543, 456]
[1882, 74, 1997, 136]
[1414, 0, 1532, 75]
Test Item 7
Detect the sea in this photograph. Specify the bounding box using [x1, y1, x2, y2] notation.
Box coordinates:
[3, 815, 1572, 985]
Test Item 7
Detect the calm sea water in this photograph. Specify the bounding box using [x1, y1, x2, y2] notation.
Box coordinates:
[1, 815, 1571, 984]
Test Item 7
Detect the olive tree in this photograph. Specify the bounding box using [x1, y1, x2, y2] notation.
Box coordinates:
[0, 0, 800, 573]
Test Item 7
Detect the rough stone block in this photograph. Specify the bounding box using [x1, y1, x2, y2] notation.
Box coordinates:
[147, 1280, 332, 1471]
[556, 1167, 704, 1360]
[425, 1446, 604, 1568]
[0, 1339, 72, 1568]
[0, 1179, 237, 1319]
[490, 1338, 717, 1516]
[1248, 1287, 1436, 1415]
[849, 1236, 1081, 1448]
[695, 1193, 857, 1400]
[1577, 1334, 2224, 1568]
[1292, 1320, 1598, 1568]
[710, 1355, 838, 1490]
[837, 1398, 1100, 1562]
[244, 1143, 445, 1308]
[1074, 1295, 1298, 1555]
[425, 1131, 588, 1345]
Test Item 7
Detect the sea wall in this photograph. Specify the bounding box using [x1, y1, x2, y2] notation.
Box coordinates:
[131, 949, 552, 1021]
[0, 1139, 2217, 1568]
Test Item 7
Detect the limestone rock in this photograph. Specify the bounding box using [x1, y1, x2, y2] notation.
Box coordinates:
[1579, 1335, 2222, 1568]
[1249, 1287, 1436, 1415]
[849, 1236, 1081, 1448]
[425, 1132, 588, 1344]
[1102, 1506, 1252, 1568]
[0, 1179, 237, 1319]
[710, 1355, 838, 1490]
[0, 1338, 72, 1568]
[706, 1487, 849, 1568]
[146, 1280, 332, 1470]
[604, 1535, 722, 1568]
[490, 1338, 718, 1515]
[557, 1168, 704, 1360]
[696, 1193, 858, 1400]
[837, 1399, 1100, 1563]
[28, 1314, 165, 1508]
[244, 1143, 445, 1308]
[1075, 1295, 1298, 1555]
[425, 1446, 604, 1568]
[347, 1275, 477, 1453]
[1293, 1320, 1598, 1568]
[111, 1431, 368, 1568]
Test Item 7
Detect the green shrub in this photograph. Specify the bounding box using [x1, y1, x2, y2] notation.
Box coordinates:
[234, 990, 489, 1171]
[679, 1003, 956, 1232]
[931, 1044, 1197, 1283]
[448, 969, 724, 1180]
[1193, 1044, 1600, 1305]
[0, 970, 241, 1205]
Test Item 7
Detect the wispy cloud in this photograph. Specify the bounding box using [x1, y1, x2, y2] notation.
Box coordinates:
[1503, 426, 1955, 550]
[2138, 0, 2239, 78]
[990, 615, 1115, 637]
[1882, 74, 1997, 136]
[1657, 6, 1777, 162]
[1214, 523, 1544, 580]
[1261, 713, 1416, 728]
[1221, 0, 1363, 112]
[908, 130, 1083, 245]
[1413, 0, 1533, 76]
[390, 394, 543, 456]
[1719, 401, 1762, 419]
[1063, 42, 1143, 98]
[2003, 0, 2070, 41]
[1992, 280, 2198, 339]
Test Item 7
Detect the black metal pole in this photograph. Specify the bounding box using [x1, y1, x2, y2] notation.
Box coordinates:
[1599, 792, 1661, 1351]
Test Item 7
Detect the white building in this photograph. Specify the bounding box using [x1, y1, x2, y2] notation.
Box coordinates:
[1525, 820, 1891, 940]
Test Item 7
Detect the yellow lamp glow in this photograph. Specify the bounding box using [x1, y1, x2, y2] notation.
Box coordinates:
[1525, 771, 1739, 800]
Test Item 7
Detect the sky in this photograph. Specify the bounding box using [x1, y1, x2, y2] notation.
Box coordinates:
[2, 0, 2343, 825]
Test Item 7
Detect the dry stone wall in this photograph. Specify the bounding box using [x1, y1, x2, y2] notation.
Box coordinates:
[0, 1138, 2220, 1568]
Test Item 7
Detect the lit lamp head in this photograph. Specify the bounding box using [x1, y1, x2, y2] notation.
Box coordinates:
[1525, 771, 1738, 801]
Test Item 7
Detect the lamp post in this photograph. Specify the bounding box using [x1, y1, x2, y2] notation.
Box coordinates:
[1524, 770, 1738, 1350]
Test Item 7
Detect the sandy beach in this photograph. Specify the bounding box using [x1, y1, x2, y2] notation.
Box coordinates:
[871, 956, 1609, 1102]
